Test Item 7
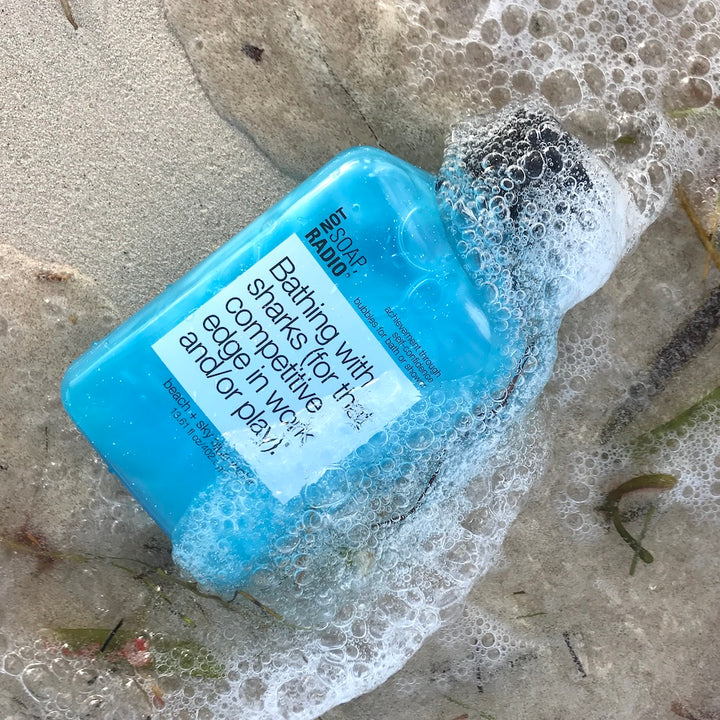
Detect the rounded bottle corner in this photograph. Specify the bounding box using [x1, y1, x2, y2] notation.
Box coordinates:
[329, 145, 419, 173]
[334, 145, 390, 162]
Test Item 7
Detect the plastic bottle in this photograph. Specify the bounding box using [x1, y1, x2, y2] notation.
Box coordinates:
[62, 107, 632, 593]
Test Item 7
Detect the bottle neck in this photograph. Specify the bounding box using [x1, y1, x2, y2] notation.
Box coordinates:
[435, 108, 634, 325]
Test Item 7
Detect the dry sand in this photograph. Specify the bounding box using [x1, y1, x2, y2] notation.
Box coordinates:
[1, 0, 719, 718]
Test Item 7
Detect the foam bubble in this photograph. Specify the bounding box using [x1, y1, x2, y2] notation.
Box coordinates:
[162, 0, 720, 233]
[4, 0, 720, 717]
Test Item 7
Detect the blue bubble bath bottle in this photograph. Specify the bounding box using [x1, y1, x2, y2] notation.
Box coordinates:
[62, 108, 632, 594]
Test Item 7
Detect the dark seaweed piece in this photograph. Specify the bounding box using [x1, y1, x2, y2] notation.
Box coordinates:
[374, 459, 442, 528]
[562, 632, 587, 678]
[100, 619, 125, 653]
[243, 44, 265, 63]
[602, 186, 720, 442]
[601, 284, 720, 442]
[55, 627, 133, 653]
[375, 350, 533, 529]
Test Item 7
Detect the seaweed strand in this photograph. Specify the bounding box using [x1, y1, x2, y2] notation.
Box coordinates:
[601, 188, 720, 442]
[597, 474, 677, 566]
[629, 505, 655, 575]
[59, 0, 78, 29]
[677, 186, 720, 273]
[100, 618, 124, 653]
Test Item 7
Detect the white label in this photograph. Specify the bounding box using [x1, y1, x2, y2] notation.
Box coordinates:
[153, 234, 420, 501]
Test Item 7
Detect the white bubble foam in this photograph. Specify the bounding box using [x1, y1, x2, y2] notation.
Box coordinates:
[4, 0, 720, 717]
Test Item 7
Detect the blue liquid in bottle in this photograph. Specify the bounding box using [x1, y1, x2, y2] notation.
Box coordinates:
[62, 108, 632, 594]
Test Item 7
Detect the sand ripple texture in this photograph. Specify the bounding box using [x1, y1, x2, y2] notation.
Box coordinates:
[1, 0, 720, 719]
[166, 0, 718, 222]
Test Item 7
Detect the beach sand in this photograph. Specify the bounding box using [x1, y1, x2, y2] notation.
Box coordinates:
[1, 0, 719, 718]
